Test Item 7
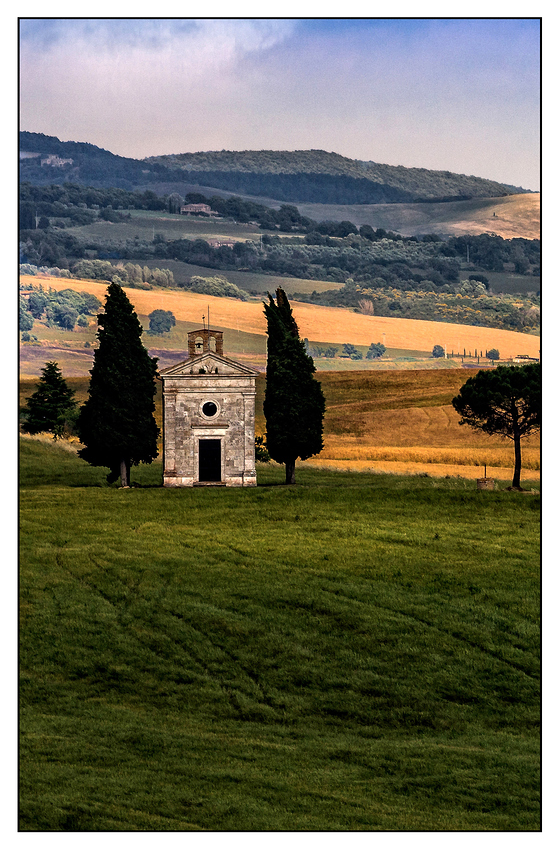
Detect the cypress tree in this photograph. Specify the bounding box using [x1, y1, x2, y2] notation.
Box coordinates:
[263, 288, 325, 484]
[22, 361, 77, 438]
[77, 283, 159, 486]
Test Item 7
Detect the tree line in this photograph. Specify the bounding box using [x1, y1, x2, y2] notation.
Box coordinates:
[294, 281, 539, 334]
[145, 147, 526, 202]
[20, 184, 540, 280]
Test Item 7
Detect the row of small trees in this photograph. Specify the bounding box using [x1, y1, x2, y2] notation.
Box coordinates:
[432, 345, 500, 360]
[306, 341, 387, 360]
[20, 260, 175, 290]
[21, 284, 540, 490]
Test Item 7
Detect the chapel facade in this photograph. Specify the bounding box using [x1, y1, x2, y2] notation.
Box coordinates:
[159, 329, 258, 487]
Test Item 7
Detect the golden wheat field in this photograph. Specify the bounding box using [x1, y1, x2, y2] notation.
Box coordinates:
[23, 275, 540, 361]
[441, 193, 541, 240]
[297, 370, 540, 482]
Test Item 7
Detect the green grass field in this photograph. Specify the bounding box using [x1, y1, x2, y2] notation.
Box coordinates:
[102, 256, 345, 296]
[64, 210, 263, 243]
[19, 438, 540, 831]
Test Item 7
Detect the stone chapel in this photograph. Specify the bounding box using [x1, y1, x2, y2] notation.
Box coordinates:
[159, 328, 259, 487]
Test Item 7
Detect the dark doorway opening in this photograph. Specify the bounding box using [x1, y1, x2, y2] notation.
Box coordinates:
[199, 439, 221, 482]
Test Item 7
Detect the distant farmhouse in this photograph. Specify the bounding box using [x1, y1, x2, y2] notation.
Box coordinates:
[19, 151, 74, 167]
[513, 354, 540, 363]
[40, 154, 74, 168]
[207, 239, 236, 249]
[180, 203, 218, 216]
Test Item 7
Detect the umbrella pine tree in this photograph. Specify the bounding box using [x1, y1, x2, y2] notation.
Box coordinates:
[452, 363, 541, 489]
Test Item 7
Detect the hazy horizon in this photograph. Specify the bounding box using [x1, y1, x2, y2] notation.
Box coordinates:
[19, 18, 540, 191]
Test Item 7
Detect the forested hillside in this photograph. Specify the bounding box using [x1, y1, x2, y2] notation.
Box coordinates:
[145, 148, 527, 204]
[20, 132, 529, 204]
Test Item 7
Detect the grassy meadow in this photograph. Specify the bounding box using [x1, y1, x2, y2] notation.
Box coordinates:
[62, 190, 539, 241]
[63, 209, 263, 244]
[19, 437, 540, 831]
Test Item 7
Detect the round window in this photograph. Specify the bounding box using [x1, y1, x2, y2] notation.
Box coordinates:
[202, 401, 218, 418]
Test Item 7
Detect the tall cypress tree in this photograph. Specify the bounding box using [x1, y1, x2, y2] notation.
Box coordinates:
[22, 361, 77, 438]
[263, 288, 325, 484]
[77, 283, 159, 486]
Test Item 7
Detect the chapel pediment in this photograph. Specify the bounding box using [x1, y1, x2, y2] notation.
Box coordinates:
[159, 351, 259, 378]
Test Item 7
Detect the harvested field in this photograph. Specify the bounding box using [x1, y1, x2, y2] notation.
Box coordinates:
[295, 193, 541, 240]
[298, 457, 539, 483]
[22, 275, 540, 362]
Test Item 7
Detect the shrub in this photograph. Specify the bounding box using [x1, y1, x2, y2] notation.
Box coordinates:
[187, 275, 249, 301]
[20, 298, 34, 331]
[27, 291, 48, 318]
[341, 343, 363, 360]
[148, 309, 176, 335]
[432, 345, 445, 358]
[366, 342, 386, 360]
[255, 435, 270, 462]
[358, 299, 375, 315]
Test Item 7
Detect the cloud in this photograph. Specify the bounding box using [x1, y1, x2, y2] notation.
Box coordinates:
[19, 18, 298, 155]
[19, 18, 295, 66]
[19, 18, 540, 188]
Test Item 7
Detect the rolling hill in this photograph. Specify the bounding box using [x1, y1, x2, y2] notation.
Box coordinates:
[293, 193, 541, 240]
[20, 132, 530, 206]
[143, 148, 528, 204]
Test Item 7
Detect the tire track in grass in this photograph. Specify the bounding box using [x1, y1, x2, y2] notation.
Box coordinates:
[54, 548, 279, 716]
[318, 586, 539, 680]
[53, 549, 218, 681]
[164, 607, 279, 717]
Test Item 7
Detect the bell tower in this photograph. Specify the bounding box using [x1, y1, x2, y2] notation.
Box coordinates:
[188, 328, 224, 357]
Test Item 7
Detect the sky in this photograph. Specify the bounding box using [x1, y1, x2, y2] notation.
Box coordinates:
[19, 17, 541, 191]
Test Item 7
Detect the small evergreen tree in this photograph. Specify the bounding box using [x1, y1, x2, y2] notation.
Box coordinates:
[432, 344, 445, 358]
[487, 348, 500, 361]
[77, 283, 160, 486]
[263, 289, 325, 484]
[22, 361, 77, 438]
